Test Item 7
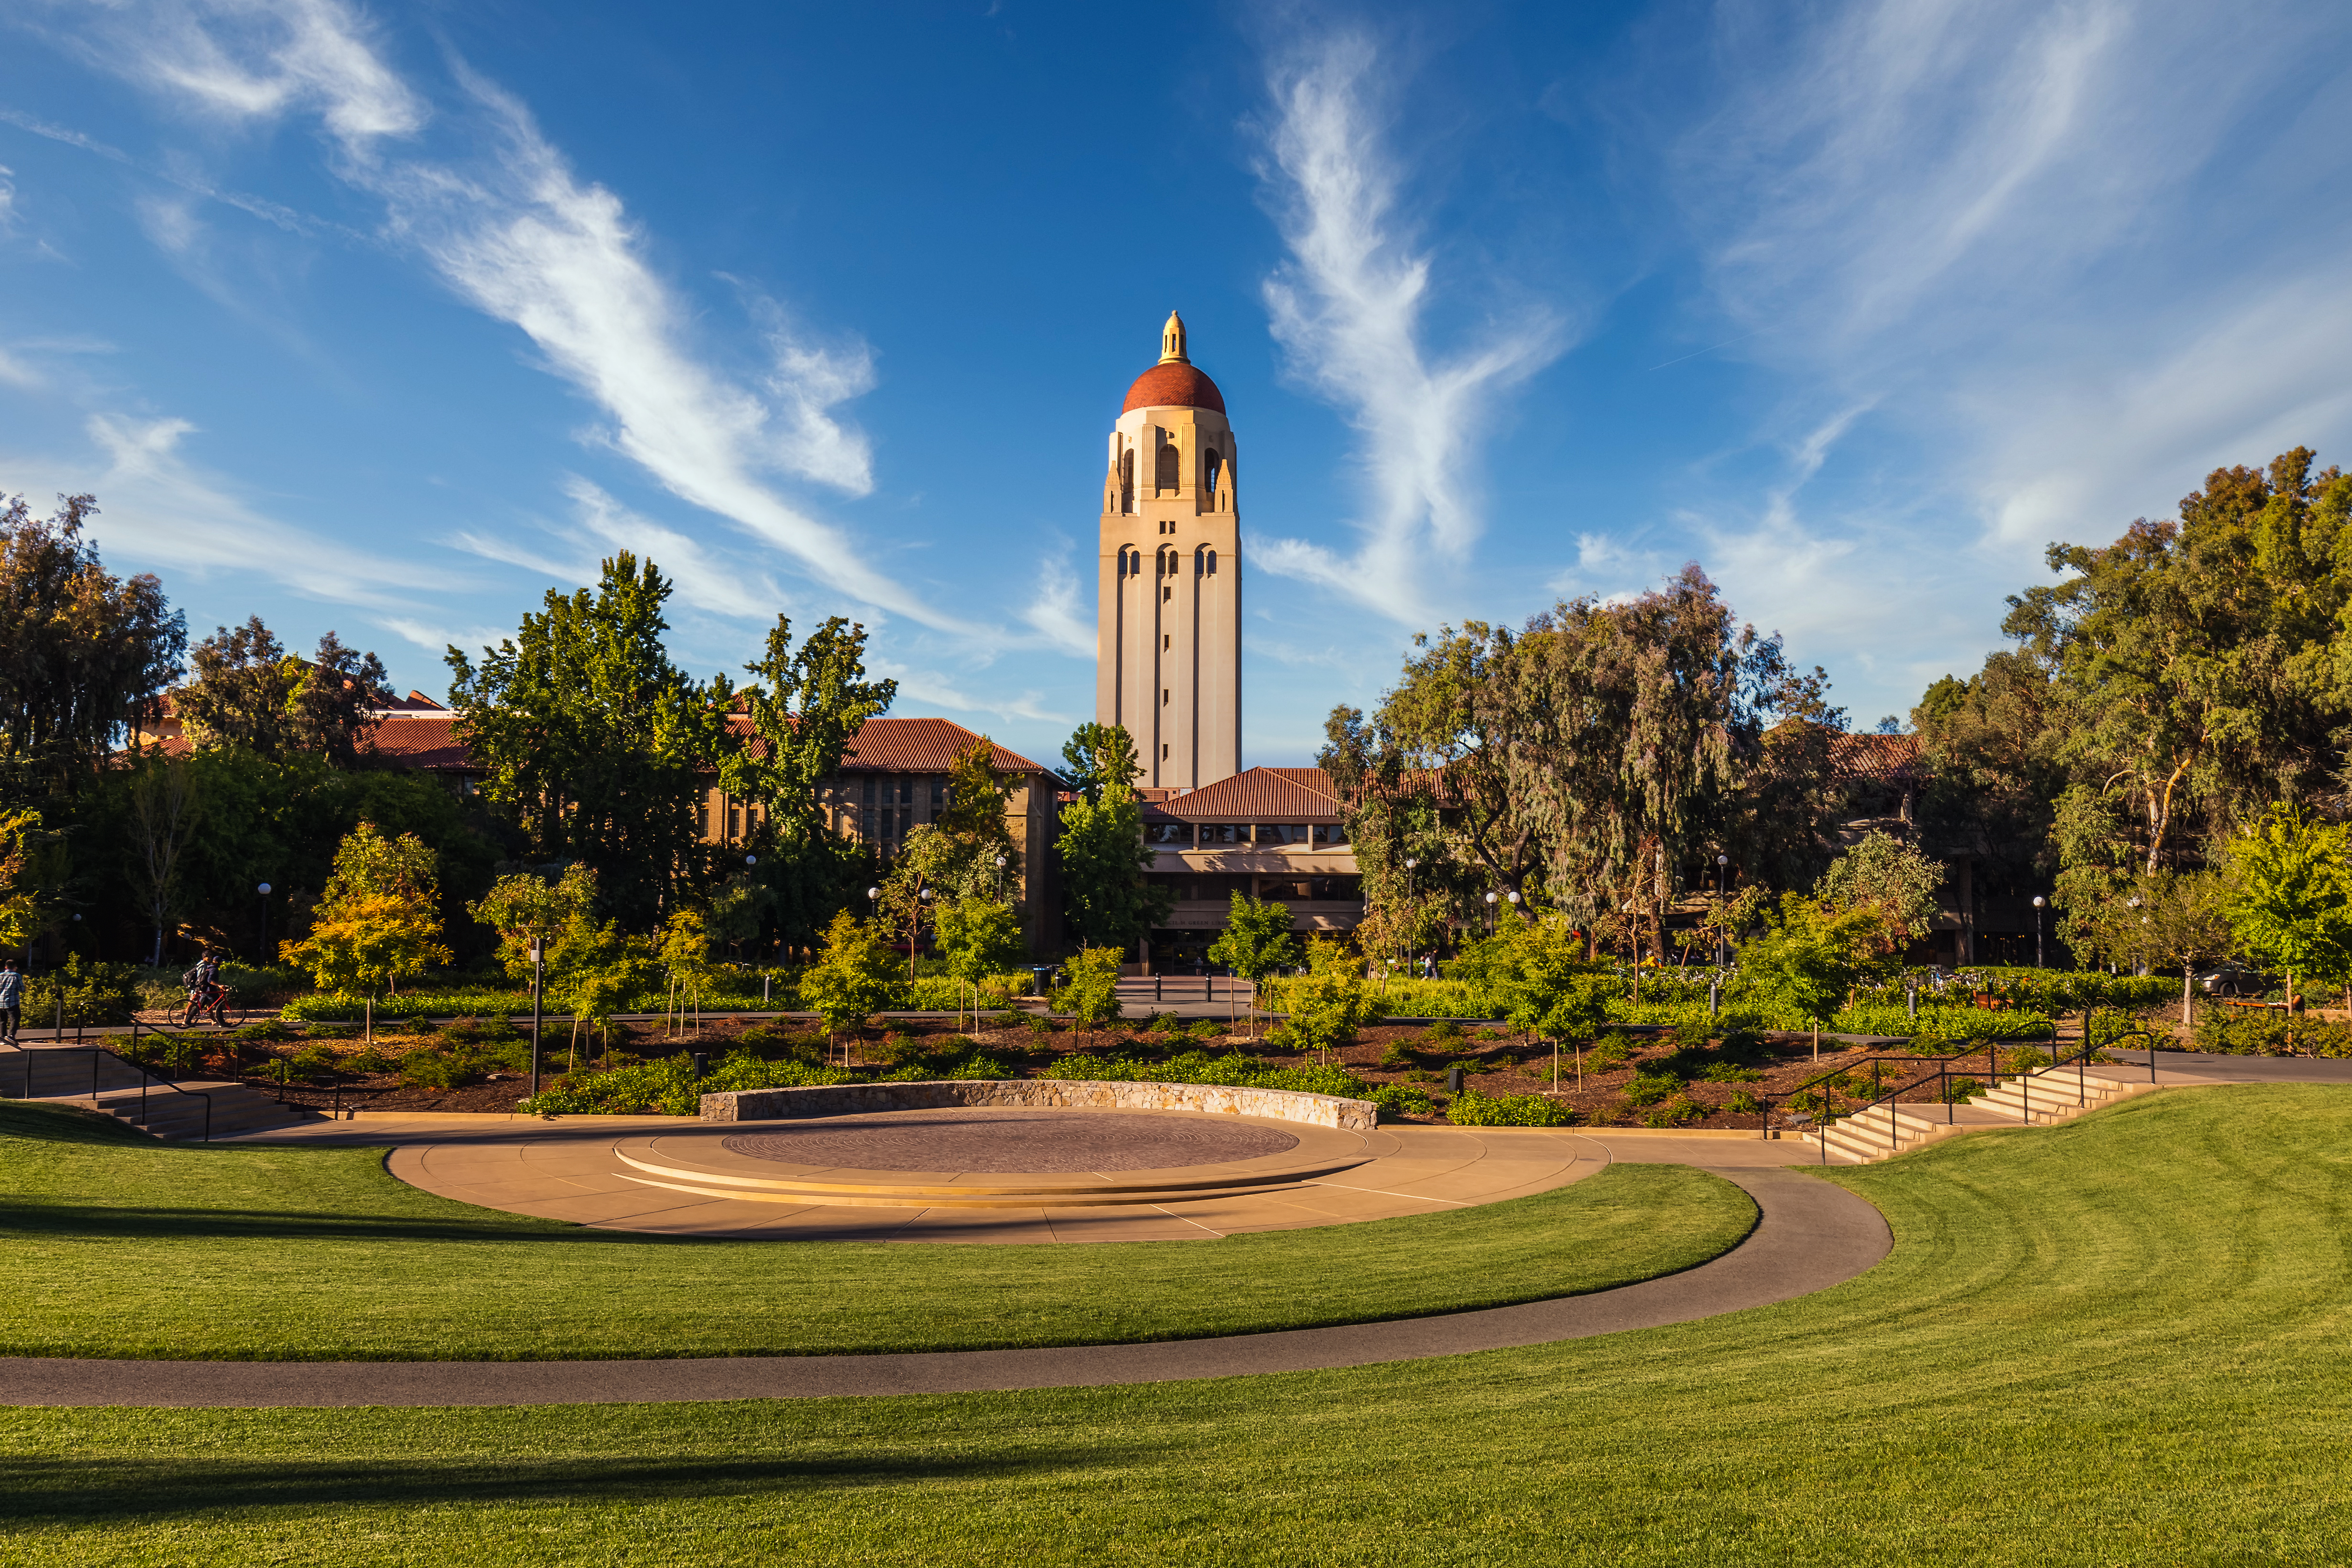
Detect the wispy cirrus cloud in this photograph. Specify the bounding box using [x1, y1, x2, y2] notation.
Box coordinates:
[1628, 0, 2352, 713]
[55, 0, 979, 636]
[67, 413, 446, 605]
[1252, 31, 1568, 624]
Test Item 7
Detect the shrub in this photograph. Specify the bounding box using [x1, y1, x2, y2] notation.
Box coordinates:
[1446, 1089, 1575, 1127]
[1377, 1042, 1417, 1071]
[1424, 1018, 1467, 1045]
[518, 1049, 853, 1117]
[24, 956, 140, 1027]
[1370, 1083, 1437, 1117]
[288, 1044, 339, 1077]
[398, 1048, 477, 1092]
[1622, 1074, 1679, 1107]
[1641, 1097, 1709, 1128]
[1727, 1089, 1766, 1114]
[2001, 1046, 2055, 1075]
[1942, 1075, 1984, 1103]
[1716, 1026, 1766, 1063]
[1673, 1021, 1713, 1050]
[1584, 1034, 1633, 1071]
[1701, 1061, 1764, 1083]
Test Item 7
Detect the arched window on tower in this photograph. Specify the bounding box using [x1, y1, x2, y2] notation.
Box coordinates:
[1203, 447, 1223, 504]
[1196, 546, 1218, 577]
[1155, 439, 1180, 494]
[1119, 448, 1134, 513]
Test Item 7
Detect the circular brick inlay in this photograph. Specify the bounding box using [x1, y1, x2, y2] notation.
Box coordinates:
[722, 1109, 1299, 1173]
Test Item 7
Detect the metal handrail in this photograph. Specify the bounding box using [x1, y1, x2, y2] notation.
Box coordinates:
[13, 1031, 215, 1143]
[1786, 1016, 2161, 1165]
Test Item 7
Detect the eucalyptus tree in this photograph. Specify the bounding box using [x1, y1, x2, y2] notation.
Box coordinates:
[177, 618, 390, 767]
[0, 492, 184, 795]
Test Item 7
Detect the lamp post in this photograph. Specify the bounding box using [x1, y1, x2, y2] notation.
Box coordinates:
[912, 885, 932, 985]
[255, 882, 272, 968]
[1483, 889, 1498, 934]
[2032, 895, 2047, 968]
[1714, 854, 1731, 967]
[528, 934, 545, 1099]
[994, 853, 1008, 901]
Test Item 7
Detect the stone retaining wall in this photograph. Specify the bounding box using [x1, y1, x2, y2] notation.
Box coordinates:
[698, 1079, 1379, 1133]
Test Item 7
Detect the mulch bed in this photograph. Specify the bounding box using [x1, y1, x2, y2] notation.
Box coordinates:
[212, 1016, 2030, 1129]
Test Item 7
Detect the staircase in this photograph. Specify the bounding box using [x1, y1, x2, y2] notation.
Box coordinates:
[2, 1044, 321, 1140]
[1800, 1063, 2163, 1165]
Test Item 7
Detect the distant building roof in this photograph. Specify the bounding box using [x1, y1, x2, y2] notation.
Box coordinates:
[722, 714, 1050, 776]
[1141, 766, 1341, 821]
[370, 712, 472, 771]
[1827, 730, 1926, 784]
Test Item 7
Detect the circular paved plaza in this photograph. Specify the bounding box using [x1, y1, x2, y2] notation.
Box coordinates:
[721, 1108, 1300, 1173]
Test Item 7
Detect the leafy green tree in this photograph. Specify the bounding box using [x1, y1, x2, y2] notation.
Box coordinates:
[936, 896, 1025, 1030]
[1813, 831, 1943, 961]
[1060, 722, 1142, 803]
[279, 823, 451, 1040]
[1486, 914, 1613, 1049]
[178, 617, 388, 766]
[657, 907, 713, 1036]
[124, 754, 199, 966]
[801, 910, 899, 1059]
[1054, 944, 1125, 1046]
[721, 613, 896, 952]
[1209, 892, 1301, 1041]
[2138, 870, 2235, 1028]
[0, 492, 184, 794]
[1740, 896, 1883, 1060]
[883, 738, 1022, 926]
[447, 553, 731, 930]
[1278, 937, 1379, 1065]
[2224, 806, 2352, 1046]
[2003, 450, 2352, 872]
[1056, 724, 1169, 953]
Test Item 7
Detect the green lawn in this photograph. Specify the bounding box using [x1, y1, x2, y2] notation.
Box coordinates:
[6, 1085, 2350, 1565]
[0, 1100, 1752, 1359]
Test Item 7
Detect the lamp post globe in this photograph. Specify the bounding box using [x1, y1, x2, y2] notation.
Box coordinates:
[2031, 895, 2047, 968]
[744, 855, 756, 867]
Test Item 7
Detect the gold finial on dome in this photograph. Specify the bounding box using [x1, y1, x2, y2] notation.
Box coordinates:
[1159, 309, 1188, 364]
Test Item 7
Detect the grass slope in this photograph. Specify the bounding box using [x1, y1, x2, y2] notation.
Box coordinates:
[0, 1100, 1751, 1360]
[6, 1083, 2352, 1565]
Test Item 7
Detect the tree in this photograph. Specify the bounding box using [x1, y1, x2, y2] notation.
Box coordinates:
[1813, 831, 1943, 961]
[1208, 892, 1301, 1041]
[800, 910, 899, 1060]
[1060, 722, 1142, 803]
[279, 822, 451, 1040]
[1739, 896, 1883, 1060]
[1325, 566, 1845, 960]
[178, 617, 389, 766]
[126, 754, 200, 966]
[883, 739, 1022, 921]
[1057, 724, 1169, 952]
[470, 865, 598, 984]
[1485, 914, 1613, 1082]
[936, 896, 1024, 1031]
[2004, 451, 2352, 873]
[0, 492, 184, 792]
[1055, 945, 1125, 1046]
[657, 908, 713, 1036]
[1279, 937, 1380, 1065]
[0, 806, 45, 951]
[2224, 806, 2352, 1050]
[2139, 870, 2234, 1028]
[720, 613, 896, 952]
[447, 553, 731, 930]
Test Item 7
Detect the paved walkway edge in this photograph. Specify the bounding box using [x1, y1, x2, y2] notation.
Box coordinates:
[0, 1168, 1887, 1408]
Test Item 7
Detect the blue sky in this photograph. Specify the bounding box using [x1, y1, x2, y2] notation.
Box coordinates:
[4, 1, 2349, 767]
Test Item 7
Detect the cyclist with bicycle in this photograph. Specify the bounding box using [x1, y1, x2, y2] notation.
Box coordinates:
[181, 952, 231, 1028]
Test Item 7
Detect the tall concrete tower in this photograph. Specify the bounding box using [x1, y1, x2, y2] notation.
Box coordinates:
[1095, 311, 1241, 789]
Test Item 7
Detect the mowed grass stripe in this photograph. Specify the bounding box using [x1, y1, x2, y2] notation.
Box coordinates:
[0, 1101, 1754, 1360]
[3, 1085, 2344, 1565]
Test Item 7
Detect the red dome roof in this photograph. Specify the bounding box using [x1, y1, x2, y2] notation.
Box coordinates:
[1122, 361, 1225, 414]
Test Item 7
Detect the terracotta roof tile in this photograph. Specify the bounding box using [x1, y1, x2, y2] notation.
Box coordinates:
[369, 713, 473, 770]
[1140, 766, 1341, 821]
[1121, 361, 1226, 414]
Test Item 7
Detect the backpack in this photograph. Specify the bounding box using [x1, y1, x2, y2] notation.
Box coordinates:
[180, 965, 204, 988]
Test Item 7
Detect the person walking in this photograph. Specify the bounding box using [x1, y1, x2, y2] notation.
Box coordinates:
[0, 958, 20, 1043]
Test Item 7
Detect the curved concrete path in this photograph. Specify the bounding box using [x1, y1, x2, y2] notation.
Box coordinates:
[0, 1163, 1887, 1407]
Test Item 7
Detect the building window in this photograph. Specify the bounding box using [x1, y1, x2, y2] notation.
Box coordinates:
[1162, 743, 1170, 760]
[1120, 448, 1134, 512]
[1199, 823, 1245, 845]
[1312, 822, 1350, 845]
[1204, 447, 1223, 500]
[1146, 821, 1194, 846]
[1197, 546, 1218, 576]
[1156, 440, 1180, 492]
[1163, 633, 1171, 649]
[1163, 688, 1170, 705]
